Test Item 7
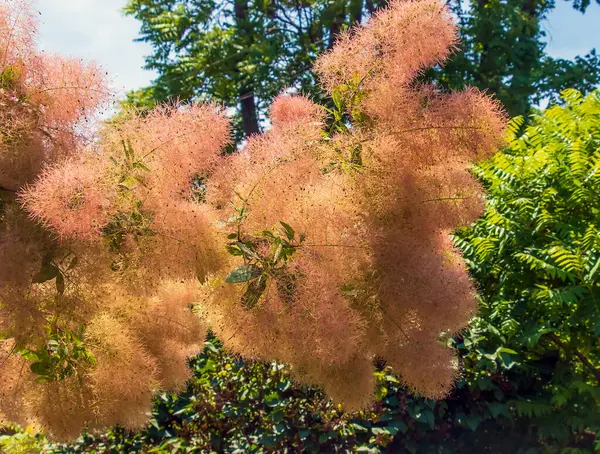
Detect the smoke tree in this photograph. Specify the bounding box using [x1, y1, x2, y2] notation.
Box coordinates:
[0, 0, 505, 439]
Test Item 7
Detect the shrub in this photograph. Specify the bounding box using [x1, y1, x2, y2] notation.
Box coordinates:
[0, 338, 552, 453]
[1, 0, 504, 439]
[454, 89, 600, 449]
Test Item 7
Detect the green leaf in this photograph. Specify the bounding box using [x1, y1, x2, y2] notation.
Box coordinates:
[272, 242, 283, 264]
[486, 402, 509, 418]
[32, 263, 59, 284]
[19, 349, 39, 361]
[56, 272, 65, 295]
[332, 90, 343, 110]
[30, 361, 51, 376]
[119, 175, 138, 190]
[34, 376, 52, 383]
[587, 256, 600, 281]
[356, 446, 379, 453]
[264, 392, 280, 407]
[226, 244, 244, 256]
[279, 221, 295, 241]
[372, 425, 397, 436]
[66, 256, 79, 271]
[204, 341, 219, 354]
[122, 139, 134, 161]
[240, 275, 267, 309]
[236, 241, 256, 257]
[132, 161, 151, 172]
[351, 422, 370, 432]
[225, 264, 262, 283]
[456, 412, 481, 432]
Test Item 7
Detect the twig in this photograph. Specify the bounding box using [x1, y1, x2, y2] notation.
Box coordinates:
[391, 125, 486, 135]
[545, 332, 600, 385]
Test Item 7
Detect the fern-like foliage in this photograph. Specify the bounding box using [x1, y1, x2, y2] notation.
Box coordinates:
[455, 89, 600, 446]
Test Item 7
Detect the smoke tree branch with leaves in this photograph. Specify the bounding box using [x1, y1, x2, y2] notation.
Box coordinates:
[0, 0, 505, 439]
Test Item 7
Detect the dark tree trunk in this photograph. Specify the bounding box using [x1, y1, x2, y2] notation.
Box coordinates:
[234, 0, 260, 137]
[475, 0, 497, 92]
[239, 91, 260, 137]
[366, 0, 375, 14]
[327, 3, 347, 49]
[349, 0, 364, 24]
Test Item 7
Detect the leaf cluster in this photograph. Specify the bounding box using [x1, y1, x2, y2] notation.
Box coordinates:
[453, 89, 600, 447]
[19, 324, 95, 383]
[225, 221, 305, 309]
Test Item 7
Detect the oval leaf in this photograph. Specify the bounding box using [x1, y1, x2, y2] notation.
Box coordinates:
[225, 264, 262, 283]
[56, 272, 65, 295]
[279, 221, 295, 241]
[32, 263, 59, 284]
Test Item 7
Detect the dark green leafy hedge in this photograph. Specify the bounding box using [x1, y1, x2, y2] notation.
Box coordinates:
[1, 336, 589, 453]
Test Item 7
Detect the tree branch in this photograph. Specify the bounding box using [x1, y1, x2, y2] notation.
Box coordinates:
[546, 332, 600, 385]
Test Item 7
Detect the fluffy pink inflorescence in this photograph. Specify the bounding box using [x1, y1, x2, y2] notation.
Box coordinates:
[202, 0, 506, 405]
[1, 0, 508, 438]
[270, 94, 324, 130]
[315, 0, 457, 93]
[0, 0, 37, 68]
[0, 0, 110, 191]
[102, 103, 230, 206]
[20, 156, 115, 240]
[27, 54, 110, 139]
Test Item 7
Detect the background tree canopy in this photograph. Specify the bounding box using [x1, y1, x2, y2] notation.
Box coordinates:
[125, 0, 600, 140]
[123, 0, 391, 140]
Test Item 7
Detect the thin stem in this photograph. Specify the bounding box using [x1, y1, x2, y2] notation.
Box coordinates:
[1, 2, 26, 67]
[150, 313, 190, 330]
[27, 86, 109, 96]
[233, 159, 288, 234]
[414, 196, 472, 204]
[0, 342, 17, 368]
[391, 125, 487, 136]
[140, 130, 196, 161]
[546, 332, 600, 385]
[379, 305, 410, 341]
[304, 243, 369, 249]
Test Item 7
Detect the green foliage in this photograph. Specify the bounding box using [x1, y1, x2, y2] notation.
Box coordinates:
[6, 80, 600, 449]
[0, 425, 46, 454]
[19, 324, 95, 383]
[103, 139, 157, 261]
[122, 0, 390, 140]
[7, 335, 593, 453]
[125, 0, 600, 140]
[429, 0, 600, 117]
[112, 139, 152, 191]
[454, 89, 600, 447]
[31, 249, 78, 295]
[101, 202, 156, 259]
[0, 65, 21, 90]
[225, 221, 305, 309]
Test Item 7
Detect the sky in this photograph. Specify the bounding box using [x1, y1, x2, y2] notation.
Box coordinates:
[36, 0, 158, 100]
[33, 0, 600, 104]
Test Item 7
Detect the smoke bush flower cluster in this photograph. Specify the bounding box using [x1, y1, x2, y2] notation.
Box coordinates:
[0, 0, 505, 439]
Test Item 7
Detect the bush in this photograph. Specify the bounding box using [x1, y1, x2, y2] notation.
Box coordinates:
[0, 338, 566, 453]
[454, 88, 600, 450]
[1, 0, 505, 438]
